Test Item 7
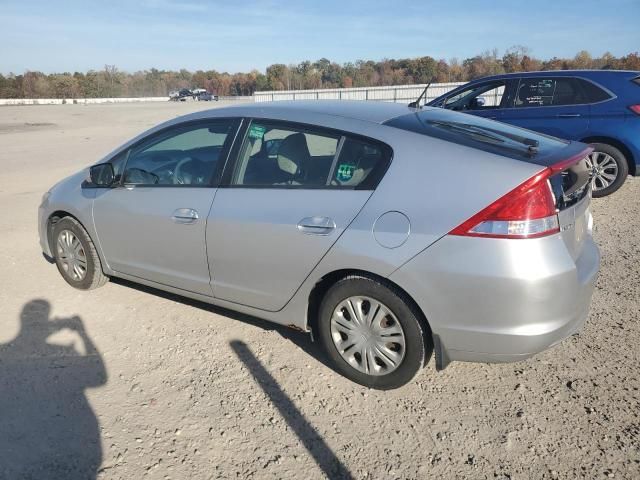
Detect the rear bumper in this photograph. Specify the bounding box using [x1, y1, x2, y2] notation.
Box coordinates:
[390, 232, 600, 368]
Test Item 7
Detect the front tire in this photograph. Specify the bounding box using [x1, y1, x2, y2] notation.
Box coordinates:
[317, 275, 431, 390]
[52, 217, 108, 290]
[586, 143, 629, 198]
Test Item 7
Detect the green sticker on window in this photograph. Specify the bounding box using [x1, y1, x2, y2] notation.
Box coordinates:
[336, 163, 356, 182]
[249, 124, 266, 139]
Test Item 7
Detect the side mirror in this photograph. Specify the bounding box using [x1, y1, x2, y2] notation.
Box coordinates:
[469, 97, 486, 109]
[89, 163, 115, 187]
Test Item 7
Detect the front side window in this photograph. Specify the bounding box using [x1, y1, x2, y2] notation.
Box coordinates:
[231, 121, 390, 189]
[122, 120, 235, 186]
[513, 77, 598, 107]
[444, 81, 506, 111]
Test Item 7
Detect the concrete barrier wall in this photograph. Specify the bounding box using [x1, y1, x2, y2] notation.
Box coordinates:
[0, 97, 170, 106]
[0, 96, 253, 106]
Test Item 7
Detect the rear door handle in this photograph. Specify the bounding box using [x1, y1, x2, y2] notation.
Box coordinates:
[556, 113, 581, 118]
[172, 208, 199, 224]
[297, 216, 336, 235]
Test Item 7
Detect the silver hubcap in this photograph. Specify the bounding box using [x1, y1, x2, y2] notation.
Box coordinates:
[585, 151, 618, 191]
[330, 296, 406, 376]
[56, 230, 87, 281]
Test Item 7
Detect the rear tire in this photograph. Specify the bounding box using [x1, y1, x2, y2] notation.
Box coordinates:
[52, 217, 109, 290]
[317, 275, 431, 390]
[587, 143, 628, 198]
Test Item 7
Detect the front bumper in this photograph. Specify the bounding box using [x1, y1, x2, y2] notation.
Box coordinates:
[38, 201, 52, 257]
[390, 232, 600, 368]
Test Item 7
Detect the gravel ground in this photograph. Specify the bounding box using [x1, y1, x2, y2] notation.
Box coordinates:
[0, 102, 638, 480]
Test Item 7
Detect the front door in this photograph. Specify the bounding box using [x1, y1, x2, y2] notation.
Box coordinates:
[92, 119, 239, 296]
[500, 76, 590, 140]
[207, 119, 391, 311]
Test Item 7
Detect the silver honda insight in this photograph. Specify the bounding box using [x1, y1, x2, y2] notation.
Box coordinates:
[39, 101, 600, 389]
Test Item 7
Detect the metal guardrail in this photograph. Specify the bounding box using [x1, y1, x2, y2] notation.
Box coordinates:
[254, 82, 468, 105]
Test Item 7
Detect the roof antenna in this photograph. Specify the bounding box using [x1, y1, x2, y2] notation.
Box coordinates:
[408, 79, 432, 109]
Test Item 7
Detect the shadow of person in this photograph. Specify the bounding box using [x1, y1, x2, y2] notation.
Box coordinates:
[0, 299, 107, 480]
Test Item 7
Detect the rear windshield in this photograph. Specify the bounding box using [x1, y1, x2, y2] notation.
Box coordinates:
[384, 107, 569, 164]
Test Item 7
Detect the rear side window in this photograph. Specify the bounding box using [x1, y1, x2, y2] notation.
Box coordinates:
[231, 120, 391, 189]
[513, 77, 611, 107]
[514, 78, 581, 107]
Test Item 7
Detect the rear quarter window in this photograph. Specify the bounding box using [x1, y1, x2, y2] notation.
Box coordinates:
[576, 78, 612, 103]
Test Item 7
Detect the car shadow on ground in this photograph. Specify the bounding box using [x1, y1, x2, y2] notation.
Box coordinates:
[230, 340, 354, 480]
[0, 299, 106, 480]
[110, 277, 339, 373]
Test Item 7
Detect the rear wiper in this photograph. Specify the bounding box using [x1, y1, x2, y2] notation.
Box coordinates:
[428, 120, 540, 154]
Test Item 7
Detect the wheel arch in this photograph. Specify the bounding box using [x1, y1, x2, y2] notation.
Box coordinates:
[47, 210, 84, 255]
[306, 268, 433, 348]
[580, 136, 635, 176]
[46, 210, 107, 274]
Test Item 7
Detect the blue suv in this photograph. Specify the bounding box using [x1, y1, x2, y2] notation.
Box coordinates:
[428, 70, 640, 197]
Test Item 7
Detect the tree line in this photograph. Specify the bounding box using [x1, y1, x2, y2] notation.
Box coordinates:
[1, 47, 638, 99]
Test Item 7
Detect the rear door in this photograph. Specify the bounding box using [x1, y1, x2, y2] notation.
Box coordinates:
[206, 119, 391, 311]
[500, 76, 590, 139]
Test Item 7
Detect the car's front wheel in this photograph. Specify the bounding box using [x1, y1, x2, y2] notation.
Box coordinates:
[52, 217, 109, 290]
[586, 143, 629, 198]
[317, 275, 431, 390]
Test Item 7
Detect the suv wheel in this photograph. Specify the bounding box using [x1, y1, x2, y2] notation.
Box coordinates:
[52, 217, 109, 290]
[317, 275, 431, 390]
[586, 143, 629, 198]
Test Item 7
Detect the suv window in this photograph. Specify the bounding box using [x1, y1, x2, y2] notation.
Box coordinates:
[122, 121, 235, 186]
[232, 121, 391, 189]
[513, 77, 608, 107]
[576, 78, 612, 103]
[443, 81, 506, 111]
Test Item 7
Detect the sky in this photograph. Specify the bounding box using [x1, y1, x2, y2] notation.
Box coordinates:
[1, 0, 638, 74]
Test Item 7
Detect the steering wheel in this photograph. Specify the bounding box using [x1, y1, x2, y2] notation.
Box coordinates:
[173, 156, 193, 185]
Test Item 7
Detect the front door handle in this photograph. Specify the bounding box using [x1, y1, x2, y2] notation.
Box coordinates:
[556, 113, 581, 118]
[172, 208, 199, 224]
[297, 216, 336, 235]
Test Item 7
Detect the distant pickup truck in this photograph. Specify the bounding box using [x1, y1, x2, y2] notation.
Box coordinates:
[168, 88, 219, 102]
[168, 89, 194, 101]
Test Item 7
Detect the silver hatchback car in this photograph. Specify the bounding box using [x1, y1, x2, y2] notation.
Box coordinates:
[39, 101, 600, 389]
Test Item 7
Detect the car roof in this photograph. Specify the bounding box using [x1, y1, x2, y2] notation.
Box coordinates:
[194, 100, 416, 124]
[471, 69, 639, 83]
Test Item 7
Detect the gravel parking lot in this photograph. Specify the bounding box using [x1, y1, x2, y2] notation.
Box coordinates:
[0, 102, 638, 480]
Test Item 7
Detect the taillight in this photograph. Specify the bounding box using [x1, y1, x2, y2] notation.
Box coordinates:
[450, 147, 593, 239]
[629, 104, 640, 115]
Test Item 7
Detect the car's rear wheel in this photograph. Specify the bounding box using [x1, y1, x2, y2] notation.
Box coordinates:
[317, 275, 431, 390]
[586, 143, 628, 198]
[52, 217, 108, 290]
